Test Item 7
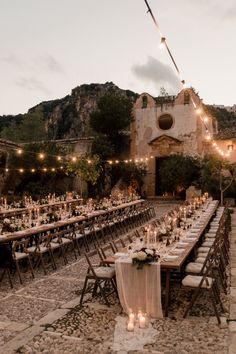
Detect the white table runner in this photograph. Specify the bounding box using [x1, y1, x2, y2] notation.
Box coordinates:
[115, 257, 163, 318]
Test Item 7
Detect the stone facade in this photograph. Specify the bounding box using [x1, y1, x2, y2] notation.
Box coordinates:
[130, 88, 216, 197]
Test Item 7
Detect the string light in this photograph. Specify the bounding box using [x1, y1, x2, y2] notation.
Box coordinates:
[71, 156, 77, 162]
[19, 168, 24, 173]
[31, 168, 35, 173]
[17, 149, 23, 155]
[143, 0, 231, 160]
[39, 153, 45, 160]
[160, 37, 166, 49]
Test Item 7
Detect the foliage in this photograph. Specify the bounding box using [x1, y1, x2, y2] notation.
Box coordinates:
[90, 92, 133, 157]
[4, 142, 67, 196]
[66, 154, 102, 186]
[91, 134, 115, 160]
[200, 154, 236, 200]
[0, 108, 47, 142]
[159, 155, 200, 196]
[205, 105, 236, 130]
[110, 162, 147, 193]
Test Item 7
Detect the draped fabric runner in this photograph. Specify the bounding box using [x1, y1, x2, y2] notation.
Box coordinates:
[115, 257, 163, 318]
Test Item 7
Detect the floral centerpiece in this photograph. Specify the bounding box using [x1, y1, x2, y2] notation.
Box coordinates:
[131, 247, 159, 269]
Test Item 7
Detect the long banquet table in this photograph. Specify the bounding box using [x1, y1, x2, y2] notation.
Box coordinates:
[0, 199, 145, 244]
[105, 201, 219, 317]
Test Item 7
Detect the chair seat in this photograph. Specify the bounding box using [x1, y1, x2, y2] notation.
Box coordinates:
[195, 257, 207, 264]
[94, 266, 115, 278]
[50, 242, 61, 249]
[185, 262, 204, 274]
[27, 246, 48, 253]
[14, 252, 29, 259]
[202, 241, 214, 247]
[197, 246, 210, 253]
[182, 275, 213, 289]
[75, 232, 84, 239]
[61, 237, 71, 244]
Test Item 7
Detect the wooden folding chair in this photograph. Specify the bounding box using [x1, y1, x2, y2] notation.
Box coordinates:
[182, 249, 225, 324]
[79, 249, 117, 306]
[12, 238, 35, 284]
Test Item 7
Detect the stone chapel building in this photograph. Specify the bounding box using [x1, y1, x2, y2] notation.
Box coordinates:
[130, 88, 235, 197]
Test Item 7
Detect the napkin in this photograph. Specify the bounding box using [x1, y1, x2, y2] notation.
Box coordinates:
[114, 252, 127, 258]
[176, 242, 189, 248]
[163, 255, 178, 261]
[170, 248, 185, 255]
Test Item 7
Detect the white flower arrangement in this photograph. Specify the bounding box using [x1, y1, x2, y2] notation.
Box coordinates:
[132, 247, 159, 269]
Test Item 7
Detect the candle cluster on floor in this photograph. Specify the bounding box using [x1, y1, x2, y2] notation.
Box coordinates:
[127, 311, 148, 331]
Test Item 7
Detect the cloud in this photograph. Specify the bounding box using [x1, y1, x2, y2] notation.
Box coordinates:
[15, 77, 51, 95]
[34, 55, 65, 74]
[132, 56, 179, 92]
[222, 6, 236, 22]
[1, 54, 23, 68]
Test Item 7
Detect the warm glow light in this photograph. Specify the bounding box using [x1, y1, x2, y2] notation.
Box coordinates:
[19, 168, 24, 173]
[43, 168, 47, 172]
[125, 160, 128, 163]
[115, 160, 119, 164]
[71, 156, 77, 162]
[5, 168, 9, 172]
[87, 160, 91, 164]
[60, 166, 63, 169]
[135, 159, 139, 163]
[31, 168, 35, 173]
[129, 159, 132, 162]
[57, 156, 62, 161]
[212, 142, 217, 147]
[150, 156, 154, 159]
[206, 135, 211, 141]
[39, 153, 45, 159]
[160, 37, 166, 49]
[51, 168, 55, 172]
[17, 149, 23, 155]
[108, 160, 113, 165]
[203, 117, 208, 123]
[196, 108, 201, 114]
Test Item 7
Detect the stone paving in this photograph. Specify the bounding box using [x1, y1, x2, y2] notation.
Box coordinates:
[0, 202, 232, 354]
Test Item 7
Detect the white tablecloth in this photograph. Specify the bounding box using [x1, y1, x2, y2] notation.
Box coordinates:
[115, 257, 163, 318]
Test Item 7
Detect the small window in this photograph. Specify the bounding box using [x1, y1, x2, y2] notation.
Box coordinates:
[142, 95, 148, 109]
[158, 114, 174, 130]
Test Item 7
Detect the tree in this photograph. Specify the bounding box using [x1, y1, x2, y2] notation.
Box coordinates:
[90, 92, 133, 157]
[4, 142, 67, 196]
[66, 154, 102, 196]
[0, 107, 47, 143]
[159, 155, 200, 197]
[200, 154, 236, 204]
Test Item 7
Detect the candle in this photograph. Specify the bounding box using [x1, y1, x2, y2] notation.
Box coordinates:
[137, 310, 142, 319]
[139, 315, 146, 329]
[129, 313, 135, 323]
[127, 321, 134, 332]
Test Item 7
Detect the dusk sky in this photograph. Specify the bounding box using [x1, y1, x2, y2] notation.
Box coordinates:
[0, 0, 235, 115]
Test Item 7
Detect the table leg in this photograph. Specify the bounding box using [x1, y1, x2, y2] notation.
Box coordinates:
[164, 269, 171, 317]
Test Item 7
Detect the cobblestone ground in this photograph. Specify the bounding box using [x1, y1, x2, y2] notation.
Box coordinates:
[0, 202, 231, 354]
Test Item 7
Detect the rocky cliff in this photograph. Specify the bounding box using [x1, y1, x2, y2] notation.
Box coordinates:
[0, 82, 138, 140]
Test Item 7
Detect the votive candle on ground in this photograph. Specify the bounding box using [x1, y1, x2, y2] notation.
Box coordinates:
[127, 321, 134, 332]
[129, 313, 135, 323]
[139, 315, 146, 329]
